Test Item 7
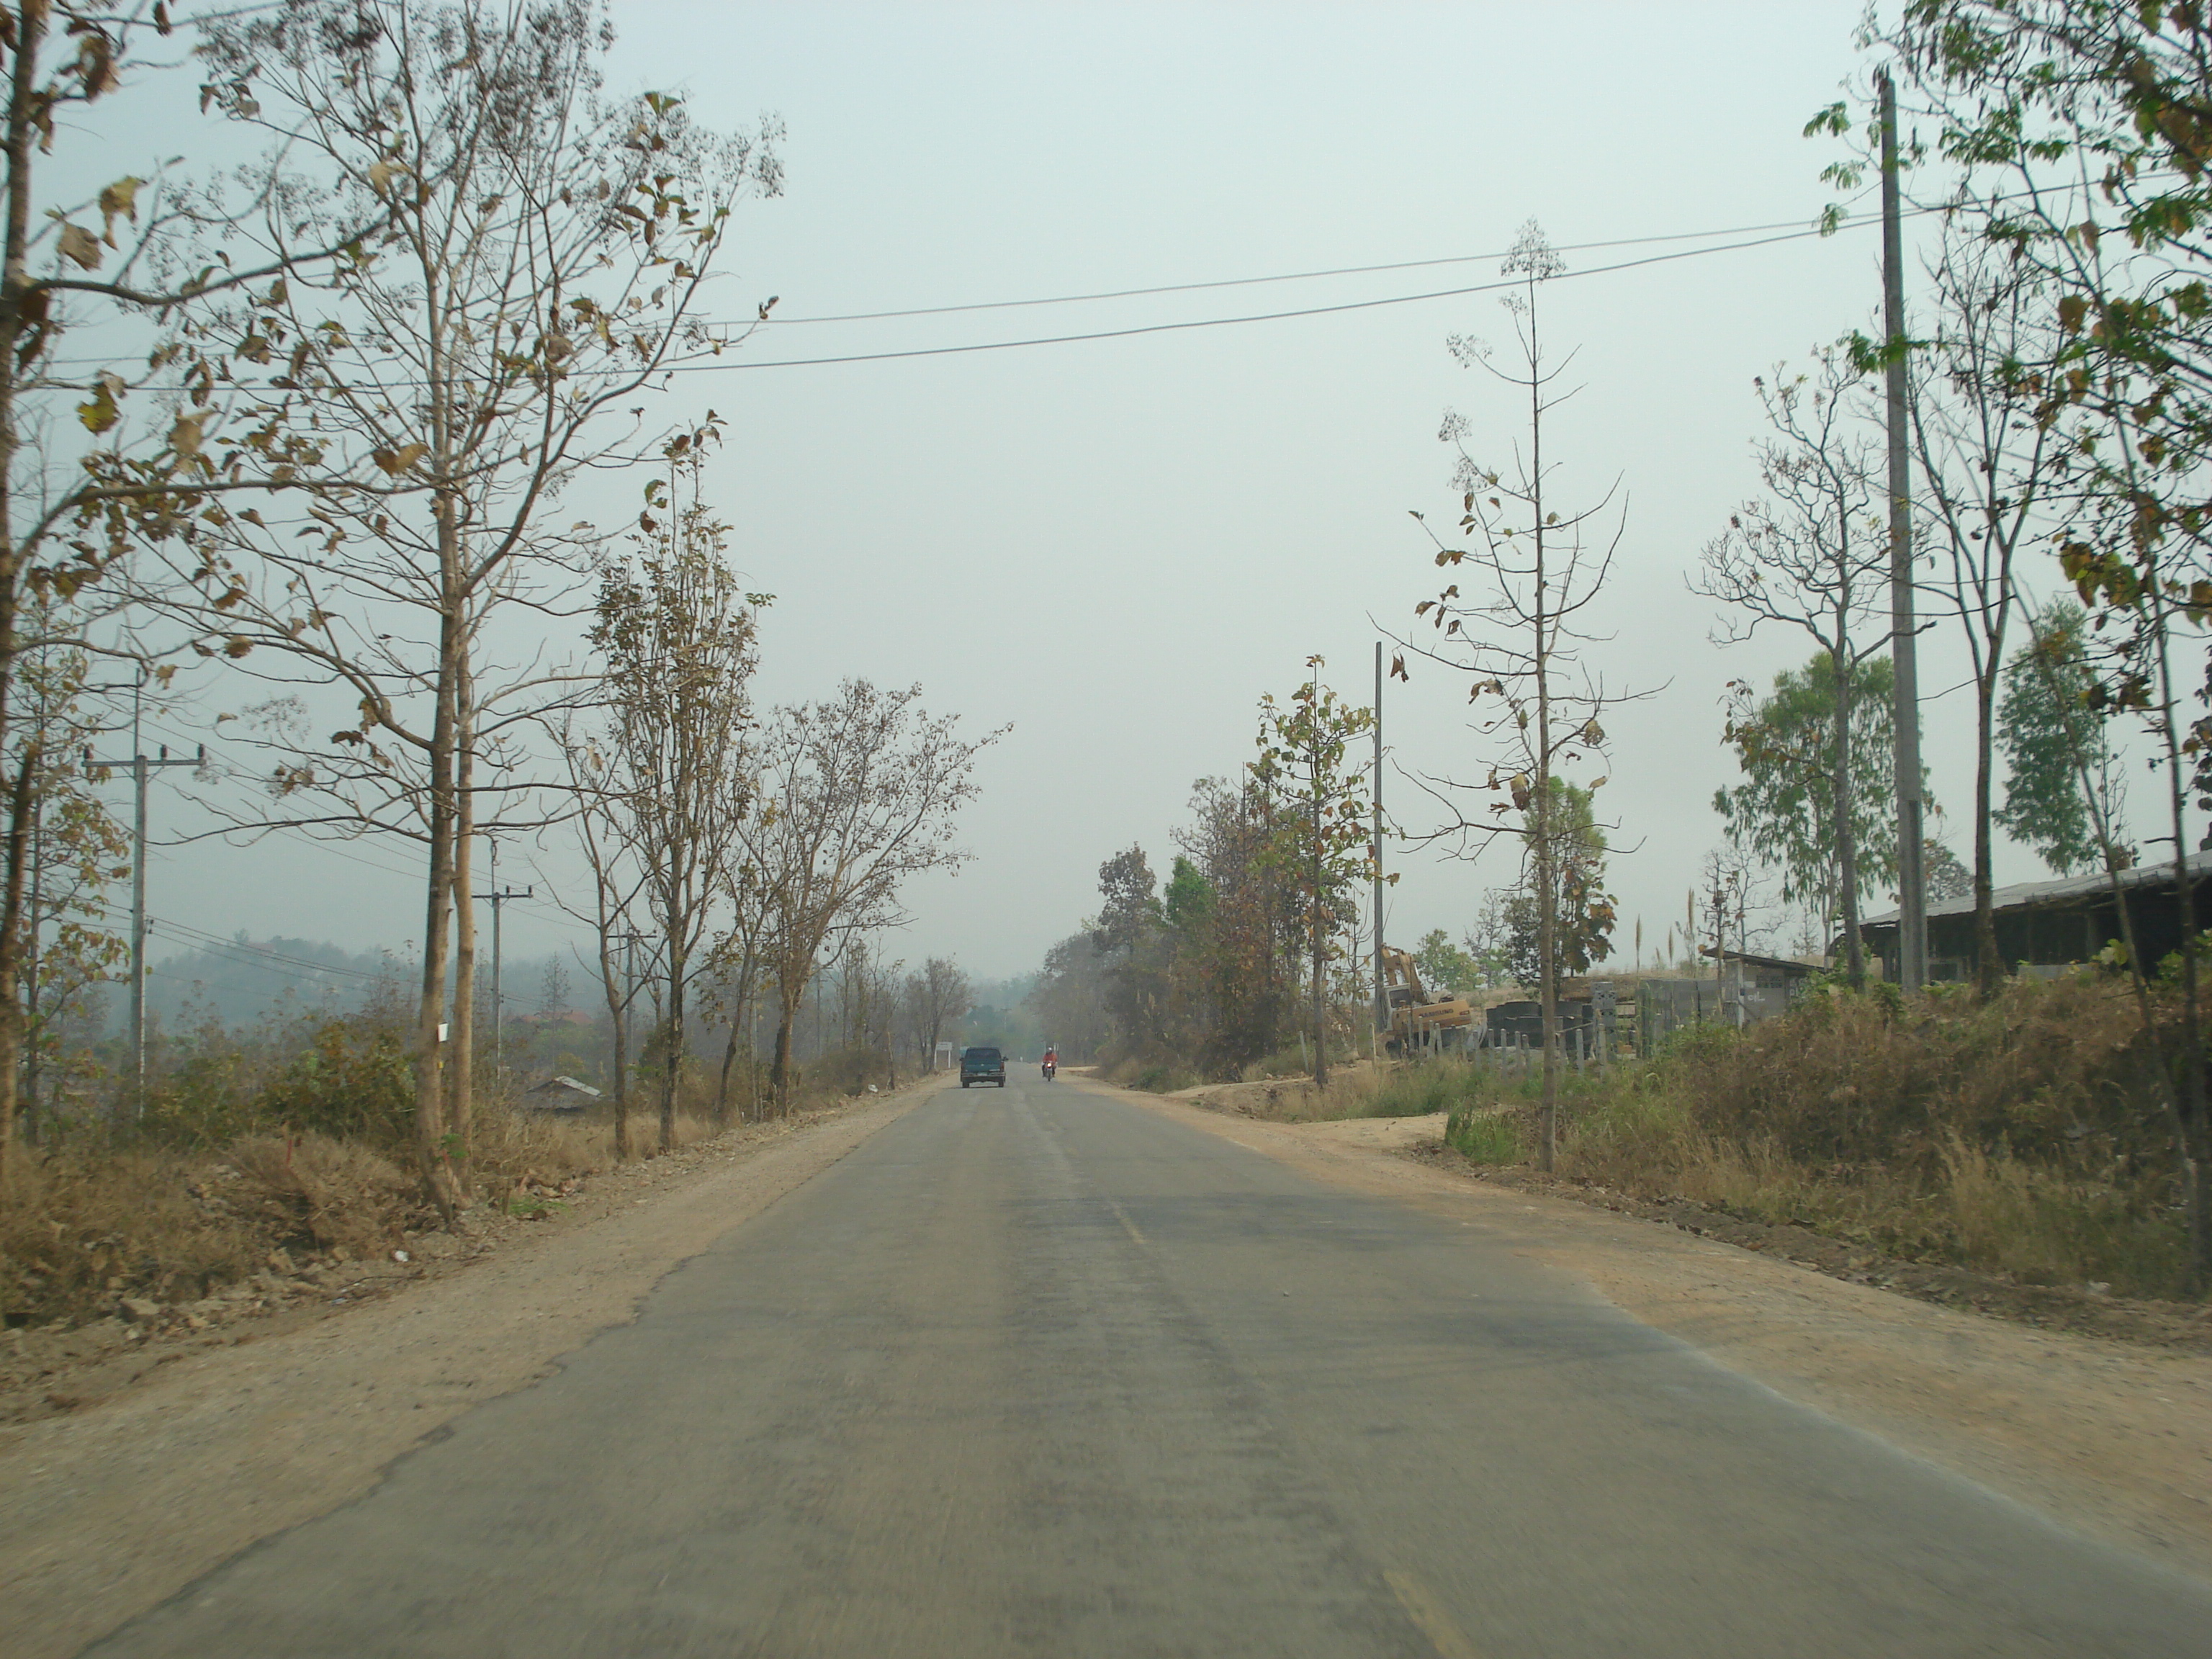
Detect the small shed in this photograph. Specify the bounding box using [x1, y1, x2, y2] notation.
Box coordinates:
[521, 1075, 604, 1115]
[1485, 998, 1595, 1046]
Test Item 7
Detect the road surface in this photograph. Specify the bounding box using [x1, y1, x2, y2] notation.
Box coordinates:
[84, 1075, 2212, 1657]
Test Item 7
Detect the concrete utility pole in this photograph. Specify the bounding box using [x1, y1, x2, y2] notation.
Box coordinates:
[1879, 66, 1928, 991]
[1372, 641, 1386, 1051]
[89, 693, 202, 1117]
[475, 840, 531, 1080]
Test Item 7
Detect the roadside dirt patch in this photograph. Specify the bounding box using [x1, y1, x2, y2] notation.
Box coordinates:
[1105, 1078, 2212, 1581]
[0, 1080, 939, 1659]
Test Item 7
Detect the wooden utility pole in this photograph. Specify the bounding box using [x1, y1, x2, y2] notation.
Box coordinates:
[1879, 67, 1928, 990]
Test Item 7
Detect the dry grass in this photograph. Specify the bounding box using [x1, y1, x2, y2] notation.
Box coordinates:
[0, 1099, 756, 1329]
[226, 1133, 422, 1258]
[1547, 977, 2195, 1298]
[1, 1147, 261, 1321]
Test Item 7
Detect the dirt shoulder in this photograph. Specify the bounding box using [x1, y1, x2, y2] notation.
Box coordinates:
[1102, 1079, 2212, 1583]
[0, 1079, 943, 1659]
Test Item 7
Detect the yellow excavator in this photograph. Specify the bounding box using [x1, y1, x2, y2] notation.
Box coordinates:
[1379, 945, 1476, 1053]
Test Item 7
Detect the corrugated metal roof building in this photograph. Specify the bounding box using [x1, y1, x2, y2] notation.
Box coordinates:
[1858, 853, 2212, 983]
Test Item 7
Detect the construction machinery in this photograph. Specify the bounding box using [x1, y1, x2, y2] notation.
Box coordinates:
[1379, 945, 1477, 1053]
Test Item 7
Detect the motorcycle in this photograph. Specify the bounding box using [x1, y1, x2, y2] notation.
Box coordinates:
[1041, 1058, 1057, 1082]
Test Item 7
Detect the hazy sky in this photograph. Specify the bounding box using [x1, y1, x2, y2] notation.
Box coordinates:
[124, 1, 2088, 990]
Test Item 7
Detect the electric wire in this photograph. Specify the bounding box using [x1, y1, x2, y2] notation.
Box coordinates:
[40, 202, 1905, 378]
[522, 216, 1908, 376]
[753, 212, 1878, 326]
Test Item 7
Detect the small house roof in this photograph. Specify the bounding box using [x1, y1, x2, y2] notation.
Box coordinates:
[525, 1074, 603, 1100]
[1860, 852, 2212, 930]
[1705, 948, 1824, 976]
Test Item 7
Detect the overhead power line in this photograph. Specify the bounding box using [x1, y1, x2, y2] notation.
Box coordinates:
[44, 204, 1903, 379]
[688, 215, 1897, 374]
[754, 212, 1876, 326]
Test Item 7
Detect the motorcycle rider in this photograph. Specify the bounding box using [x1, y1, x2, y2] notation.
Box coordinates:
[1042, 1045, 1058, 1080]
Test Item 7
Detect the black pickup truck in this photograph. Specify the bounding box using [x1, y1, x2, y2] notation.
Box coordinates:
[959, 1046, 1007, 1088]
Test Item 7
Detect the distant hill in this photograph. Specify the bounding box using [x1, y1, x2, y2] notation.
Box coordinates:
[146, 935, 412, 1030]
[143, 938, 586, 1033]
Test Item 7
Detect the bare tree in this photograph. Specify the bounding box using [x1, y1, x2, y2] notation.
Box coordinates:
[0, 4, 386, 1187]
[1403, 220, 1634, 1171]
[743, 681, 997, 1111]
[907, 956, 969, 1071]
[151, 0, 778, 1214]
[703, 861, 774, 1123]
[1693, 346, 1887, 984]
[585, 425, 760, 1151]
[550, 716, 649, 1158]
[1911, 228, 2064, 992]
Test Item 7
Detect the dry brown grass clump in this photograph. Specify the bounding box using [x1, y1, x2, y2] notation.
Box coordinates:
[225, 1133, 422, 1258]
[1, 1146, 261, 1324]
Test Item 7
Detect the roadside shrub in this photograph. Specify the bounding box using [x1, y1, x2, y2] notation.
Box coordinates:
[256, 1015, 415, 1147]
[1367, 1060, 1473, 1118]
[140, 1038, 265, 1151]
[1444, 1106, 1522, 1164]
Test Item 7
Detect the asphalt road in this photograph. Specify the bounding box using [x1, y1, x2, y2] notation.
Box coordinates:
[84, 1076, 2212, 1658]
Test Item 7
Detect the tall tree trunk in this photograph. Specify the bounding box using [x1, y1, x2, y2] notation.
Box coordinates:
[1310, 735, 1327, 1088]
[413, 590, 462, 1221]
[0, 2, 42, 1200]
[598, 929, 632, 1161]
[0, 751, 34, 1195]
[2145, 562, 2208, 1285]
[772, 989, 799, 1115]
[1531, 295, 1558, 1174]
[660, 943, 683, 1152]
[410, 233, 464, 1220]
[714, 987, 745, 1125]
[446, 670, 477, 1192]
[1972, 665, 2001, 996]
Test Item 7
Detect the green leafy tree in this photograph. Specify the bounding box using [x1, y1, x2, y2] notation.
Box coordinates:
[1462, 890, 1516, 989]
[1997, 601, 2128, 877]
[1924, 840, 1974, 904]
[1251, 661, 1380, 1088]
[1172, 774, 1293, 1070]
[1498, 781, 1614, 988]
[1164, 855, 1215, 930]
[1094, 846, 1160, 957]
[1864, 0, 2212, 1279]
[1412, 929, 1480, 998]
[1715, 653, 1928, 954]
[1092, 845, 1170, 1053]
